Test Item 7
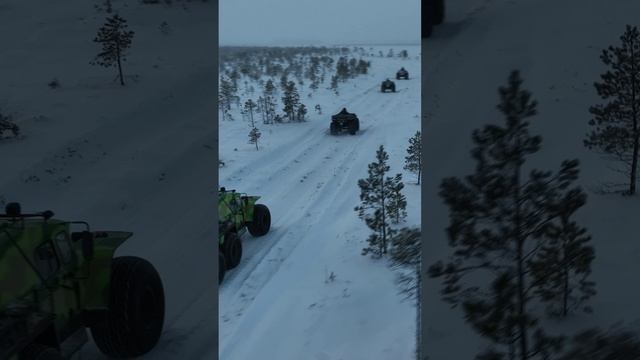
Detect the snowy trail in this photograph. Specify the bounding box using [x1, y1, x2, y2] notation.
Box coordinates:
[423, 0, 640, 358]
[219, 47, 420, 359]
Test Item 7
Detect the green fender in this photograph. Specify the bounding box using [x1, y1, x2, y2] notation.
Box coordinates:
[80, 231, 132, 309]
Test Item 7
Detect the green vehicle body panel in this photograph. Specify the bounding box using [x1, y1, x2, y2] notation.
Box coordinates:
[218, 190, 260, 245]
[0, 214, 131, 358]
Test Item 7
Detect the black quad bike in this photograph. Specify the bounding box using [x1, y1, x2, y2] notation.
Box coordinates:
[396, 68, 409, 80]
[381, 79, 396, 93]
[330, 108, 360, 135]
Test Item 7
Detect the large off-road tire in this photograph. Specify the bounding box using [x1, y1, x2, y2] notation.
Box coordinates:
[20, 344, 63, 360]
[247, 204, 271, 237]
[222, 232, 242, 269]
[90, 256, 165, 358]
[434, 0, 445, 25]
[219, 252, 226, 284]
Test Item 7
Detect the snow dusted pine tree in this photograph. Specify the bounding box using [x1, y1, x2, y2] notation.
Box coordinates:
[219, 76, 236, 121]
[428, 71, 589, 360]
[355, 145, 401, 257]
[585, 25, 640, 195]
[297, 104, 307, 121]
[330, 75, 339, 95]
[387, 173, 407, 224]
[389, 226, 421, 300]
[244, 99, 261, 150]
[263, 79, 277, 124]
[336, 57, 350, 81]
[529, 188, 596, 318]
[91, 14, 134, 86]
[282, 81, 301, 122]
[248, 128, 261, 151]
[404, 130, 422, 185]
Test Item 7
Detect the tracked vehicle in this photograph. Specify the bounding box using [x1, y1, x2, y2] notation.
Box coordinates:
[0, 203, 164, 360]
[218, 188, 271, 283]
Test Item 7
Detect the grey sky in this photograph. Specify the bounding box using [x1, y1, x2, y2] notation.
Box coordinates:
[219, 0, 420, 46]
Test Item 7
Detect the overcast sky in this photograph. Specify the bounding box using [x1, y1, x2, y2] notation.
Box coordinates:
[219, 0, 420, 46]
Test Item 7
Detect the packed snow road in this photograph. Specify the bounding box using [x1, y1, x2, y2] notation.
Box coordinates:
[219, 47, 421, 359]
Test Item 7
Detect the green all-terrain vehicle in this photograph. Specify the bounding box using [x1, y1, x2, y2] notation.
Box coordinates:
[0, 203, 165, 360]
[218, 188, 271, 284]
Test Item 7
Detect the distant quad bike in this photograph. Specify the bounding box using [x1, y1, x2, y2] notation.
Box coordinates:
[329, 108, 360, 135]
[381, 79, 396, 93]
[423, 0, 445, 38]
[396, 67, 409, 80]
[0, 203, 165, 360]
[218, 187, 271, 284]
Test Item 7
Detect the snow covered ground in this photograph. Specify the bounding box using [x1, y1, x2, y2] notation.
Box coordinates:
[423, 0, 640, 358]
[218, 46, 421, 360]
[1, 1, 218, 359]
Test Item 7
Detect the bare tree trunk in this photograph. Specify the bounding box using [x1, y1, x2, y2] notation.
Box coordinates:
[630, 42, 638, 195]
[116, 43, 124, 86]
[514, 138, 529, 360]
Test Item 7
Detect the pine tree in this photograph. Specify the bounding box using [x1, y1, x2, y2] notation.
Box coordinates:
[529, 188, 596, 318]
[297, 103, 307, 122]
[356, 59, 369, 75]
[307, 56, 321, 90]
[229, 69, 241, 90]
[387, 173, 407, 224]
[243, 99, 257, 125]
[330, 75, 339, 95]
[389, 227, 421, 301]
[244, 99, 261, 150]
[559, 327, 640, 360]
[282, 81, 300, 121]
[585, 25, 640, 195]
[263, 79, 277, 124]
[336, 57, 350, 81]
[91, 14, 135, 86]
[428, 71, 589, 360]
[0, 111, 19, 139]
[219, 76, 236, 121]
[404, 130, 422, 184]
[248, 127, 261, 150]
[280, 73, 289, 92]
[354, 145, 399, 257]
[315, 104, 322, 114]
